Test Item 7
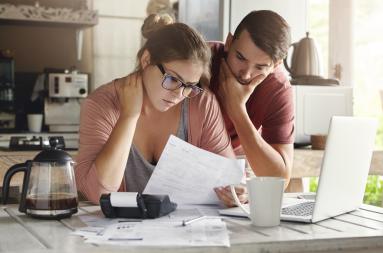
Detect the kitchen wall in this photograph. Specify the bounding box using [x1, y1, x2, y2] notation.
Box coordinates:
[229, 0, 307, 43]
[92, 0, 149, 89]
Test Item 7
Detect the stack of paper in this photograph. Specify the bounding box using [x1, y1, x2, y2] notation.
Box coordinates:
[72, 217, 230, 247]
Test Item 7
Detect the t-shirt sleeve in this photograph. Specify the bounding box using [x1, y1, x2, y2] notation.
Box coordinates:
[261, 85, 295, 144]
[190, 91, 236, 158]
[75, 97, 121, 204]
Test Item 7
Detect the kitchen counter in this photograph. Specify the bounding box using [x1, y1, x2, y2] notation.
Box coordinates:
[292, 149, 383, 177]
[286, 149, 383, 192]
[0, 149, 382, 192]
[0, 132, 79, 150]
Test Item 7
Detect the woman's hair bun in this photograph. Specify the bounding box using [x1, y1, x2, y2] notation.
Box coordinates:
[141, 13, 174, 39]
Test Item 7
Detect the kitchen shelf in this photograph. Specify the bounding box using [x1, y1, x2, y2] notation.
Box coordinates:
[0, 3, 98, 28]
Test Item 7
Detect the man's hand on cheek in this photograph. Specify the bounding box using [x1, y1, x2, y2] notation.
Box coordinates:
[218, 59, 265, 115]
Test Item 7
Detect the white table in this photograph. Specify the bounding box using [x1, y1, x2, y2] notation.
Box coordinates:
[2, 202, 383, 253]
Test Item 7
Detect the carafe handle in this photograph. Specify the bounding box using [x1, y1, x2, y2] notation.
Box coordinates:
[283, 42, 298, 76]
[2, 162, 30, 210]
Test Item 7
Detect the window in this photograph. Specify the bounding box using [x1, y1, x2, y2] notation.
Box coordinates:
[308, 0, 383, 149]
[308, 0, 383, 206]
[354, 0, 383, 149]
[307, 0, 329, 78]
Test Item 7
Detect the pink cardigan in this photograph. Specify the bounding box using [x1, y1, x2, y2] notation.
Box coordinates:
[75, 80, 235, 203]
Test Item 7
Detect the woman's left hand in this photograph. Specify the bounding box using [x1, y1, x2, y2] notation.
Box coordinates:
[214, 185, 248, 207]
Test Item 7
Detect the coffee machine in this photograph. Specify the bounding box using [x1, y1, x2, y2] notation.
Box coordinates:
[44, 70, 88, 132]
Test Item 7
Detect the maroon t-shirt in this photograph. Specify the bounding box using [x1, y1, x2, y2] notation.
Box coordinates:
[209, 42, 295, 150]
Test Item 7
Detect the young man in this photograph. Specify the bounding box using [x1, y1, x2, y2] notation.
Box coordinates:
[212, 10, 294, 206]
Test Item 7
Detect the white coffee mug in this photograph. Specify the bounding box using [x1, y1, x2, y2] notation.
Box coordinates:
[27, 114, 43, 133]
[230, 177, 285, 227]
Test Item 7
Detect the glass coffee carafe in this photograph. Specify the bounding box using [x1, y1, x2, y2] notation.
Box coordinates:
[2, 137, 78, 219]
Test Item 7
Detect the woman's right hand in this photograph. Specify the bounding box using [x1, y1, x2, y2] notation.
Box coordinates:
[116, 71, 144, 118]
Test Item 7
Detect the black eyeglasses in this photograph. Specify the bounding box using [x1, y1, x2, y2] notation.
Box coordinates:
[157, 64, 204, 98]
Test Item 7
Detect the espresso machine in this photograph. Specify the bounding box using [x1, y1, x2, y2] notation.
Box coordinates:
[44, 70, 88, 132]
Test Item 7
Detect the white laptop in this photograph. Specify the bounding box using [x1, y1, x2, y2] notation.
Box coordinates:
[219, 116, 378, 223]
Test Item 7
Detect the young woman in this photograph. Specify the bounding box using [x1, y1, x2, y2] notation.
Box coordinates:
[75, 14, 247, 206]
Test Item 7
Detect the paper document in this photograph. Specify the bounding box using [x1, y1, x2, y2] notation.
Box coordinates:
[143, 135, 245, 204]
[80, 218, 230, 247]
[73, 206, 230, 247]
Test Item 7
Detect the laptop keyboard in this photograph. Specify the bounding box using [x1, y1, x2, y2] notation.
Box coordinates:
[282, 202, 315, 217]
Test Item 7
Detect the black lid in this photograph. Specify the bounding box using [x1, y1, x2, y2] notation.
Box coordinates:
[33, 137, 73, 163]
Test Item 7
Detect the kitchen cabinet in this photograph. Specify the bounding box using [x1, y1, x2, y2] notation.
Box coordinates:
[0, 3, 97, 28]
[0, 3, 98, 62]
[0, 1, 98, 76]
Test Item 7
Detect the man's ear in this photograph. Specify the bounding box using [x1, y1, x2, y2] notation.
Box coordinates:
[140, 49, 151, 68]
[224, 33, 233, 52]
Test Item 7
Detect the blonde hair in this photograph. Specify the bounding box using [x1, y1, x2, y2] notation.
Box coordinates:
[137, 14, 211, 87]
[141, 13, 174, 40]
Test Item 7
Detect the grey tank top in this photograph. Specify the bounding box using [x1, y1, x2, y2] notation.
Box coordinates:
[124, 100, 189, 193]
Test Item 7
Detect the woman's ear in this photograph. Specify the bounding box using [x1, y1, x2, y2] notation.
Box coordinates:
[273, 59, 283, 68]
[140, 49, 151, 68]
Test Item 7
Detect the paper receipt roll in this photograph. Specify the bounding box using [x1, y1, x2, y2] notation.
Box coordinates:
[110, 192, 138, 207]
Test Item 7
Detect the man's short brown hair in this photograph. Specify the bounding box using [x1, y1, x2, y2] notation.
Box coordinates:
[233, 10, 291, 63]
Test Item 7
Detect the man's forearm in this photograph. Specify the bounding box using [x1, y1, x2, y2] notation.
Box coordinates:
[230, 109, 291, 181]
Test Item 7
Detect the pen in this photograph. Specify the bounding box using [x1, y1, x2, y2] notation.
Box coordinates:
[118, 219, 143, 223]
[108, 237, 143, 241]
[182, 215, 206, 226]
